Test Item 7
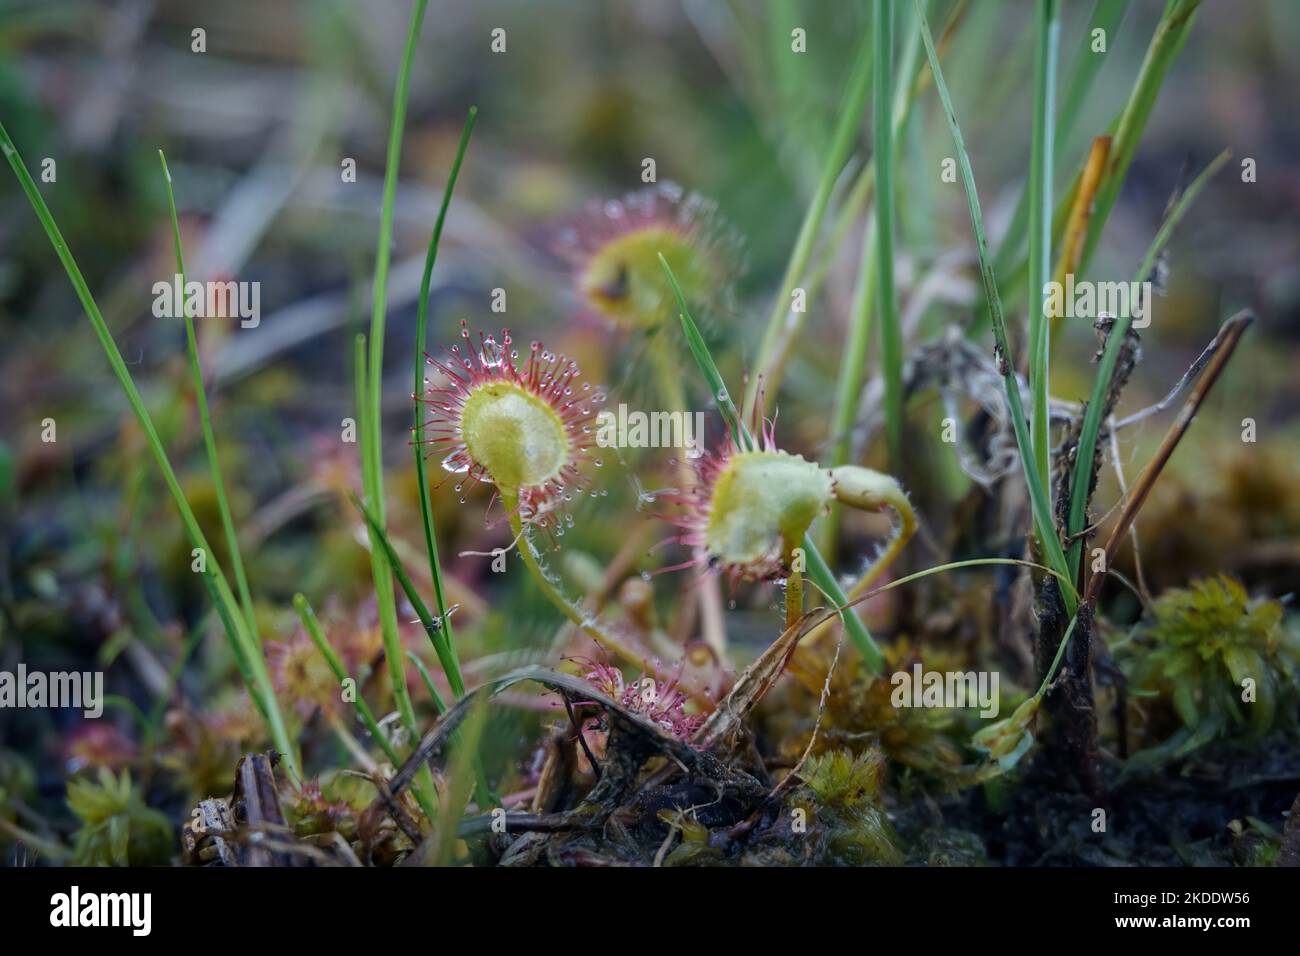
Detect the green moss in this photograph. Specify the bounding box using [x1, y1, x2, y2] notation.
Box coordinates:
[0, 748, 36, 822]
[67, 768, 172, 866]
[761, 641, 968, 784]
[1120, 576, 1299, 765]
[797, 749, 903, 865]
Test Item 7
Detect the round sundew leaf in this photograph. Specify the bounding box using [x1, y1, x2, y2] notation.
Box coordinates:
[704, 450, 834, 571]
[460, 380, 571, 492]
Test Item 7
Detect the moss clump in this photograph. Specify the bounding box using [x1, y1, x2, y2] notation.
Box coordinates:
[0, 749, 36, 823]
[762, 640, 967, 784]
[283, 776, 360, 840]
[1120, 576, 1300, 765]
[795, 748, 903, 865]
[67, 768, 172, 866]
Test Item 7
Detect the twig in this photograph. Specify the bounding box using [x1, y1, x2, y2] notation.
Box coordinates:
[455, 812, 579, 836]
[1108, 421, 1151, 605]
[563, 695, 601, 779]
[1113, 320, 1240, 429]
[769, 632, 844, 801]
[1083, 311, 1253, 607]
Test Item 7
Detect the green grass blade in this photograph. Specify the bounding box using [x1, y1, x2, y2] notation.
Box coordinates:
[799, 537, 883, 673]
[985, 0, 1194, 330]
[0, 122, 298, 781]
[768, 0, 816, 169]
[663, 256, 745, 444]
[830, 214, 878, 455]
[407, 643, 498, 809]
[368, 0, 429, 496]
[803, 0, 949, 330]
[431, 695, 489, 866]
[1077, 0, 1201, 275]
[745, 25, 875, 417]
[348, 490, 464, 700]
[296, 593, 440, 822]
[822, 3, 925, 558]
[873, 0, 902, 467]
[660, 254, 884, 671]
[158, 150, 258, 644]
[993, 0, 1128, 276]
[357, 0, 431, 776]
[356, 333, 440, 819]
[405, 649, 449, 715]
[293, 593, 402, 766]
[829, 4, 923, 474]
[911, 0, 1074, 615]
[350, 491, 494, 806]
[1027, 0, 1060, 494]
[355, 332, 422, 738]
[407, 648, 494, 810]
[1064, 148, 1230, 581]
[411, 106, 476, 695]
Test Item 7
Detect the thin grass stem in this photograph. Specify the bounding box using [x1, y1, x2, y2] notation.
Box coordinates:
[412, 105, 477, 696]
[158, 150, 258, 643]
[293, 593, 402, 767]
[1076, 0, 1202, 274]
[1027, 0, 1060, 497]
[911, 0, 1075, 615]
[873, 0, 902, 467]
[358, 0, 429, 779]
[355, 333, 437, 815]
[993, 0, 1128, 276]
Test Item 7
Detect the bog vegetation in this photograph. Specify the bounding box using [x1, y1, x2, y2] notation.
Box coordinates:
[1, 0, 1297, 867]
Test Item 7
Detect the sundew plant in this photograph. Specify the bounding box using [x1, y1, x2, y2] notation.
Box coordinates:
[1, 0, 1298, 879]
